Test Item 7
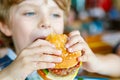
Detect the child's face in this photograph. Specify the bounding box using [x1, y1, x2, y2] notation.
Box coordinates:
[7, 0, 64, 53]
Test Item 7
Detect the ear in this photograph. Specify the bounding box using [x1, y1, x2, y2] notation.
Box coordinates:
[0, 22, 12, 36]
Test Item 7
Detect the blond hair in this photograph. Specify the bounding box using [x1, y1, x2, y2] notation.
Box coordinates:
[0, 0, 71, 49]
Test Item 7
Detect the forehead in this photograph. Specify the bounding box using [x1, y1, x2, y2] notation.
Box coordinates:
[17, 0, 59, 8]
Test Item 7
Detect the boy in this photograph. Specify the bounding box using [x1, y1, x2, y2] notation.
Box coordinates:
[0, 0, 120, 80]
[0, 0, 72, 80]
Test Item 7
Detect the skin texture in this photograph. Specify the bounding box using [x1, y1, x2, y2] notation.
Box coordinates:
[0, 48, 8, 58]
[0, 0, 120, 80]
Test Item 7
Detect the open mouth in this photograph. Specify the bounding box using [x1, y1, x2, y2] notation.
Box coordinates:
[32, 31, 53, 42]
[33, 37, 46, 42]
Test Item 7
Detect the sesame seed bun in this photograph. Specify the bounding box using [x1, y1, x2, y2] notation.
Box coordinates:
[46, 33, 81, 68]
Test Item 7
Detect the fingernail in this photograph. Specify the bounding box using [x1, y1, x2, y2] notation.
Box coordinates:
[50, 63, 55, 67]
[69, 48, 73, 52]
[67, 37, 70, 40]
[57, 58, 62, 62]
[65, 44, 69, 48]
[57, 50, 62, 54]
[78, 57, 81, 61]
[52, 45, 56, 48]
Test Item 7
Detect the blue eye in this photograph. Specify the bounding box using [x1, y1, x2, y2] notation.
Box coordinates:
[24, 12, 36, 16]
[51, 14, 61, 18]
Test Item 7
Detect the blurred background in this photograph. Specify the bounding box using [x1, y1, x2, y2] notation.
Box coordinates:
[64, 0, 120, 55]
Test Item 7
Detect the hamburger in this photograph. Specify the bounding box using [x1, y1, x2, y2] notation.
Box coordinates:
[37, 33, 82, 80]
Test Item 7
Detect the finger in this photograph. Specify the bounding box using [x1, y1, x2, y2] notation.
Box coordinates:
[66, 35, 84, 48]
[78, 52, 89, 62]
[30, 54, 62, 63]
[32, 62, 55, 70]
[69, 30, 80, 37]
[29, 39, 55, 48]
[68, 42, 85, 52]
[36, 46, 62, 55]
[21, 46, 62, 57]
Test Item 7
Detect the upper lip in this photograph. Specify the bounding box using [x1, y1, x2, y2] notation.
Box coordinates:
[32, 29, 53, 42]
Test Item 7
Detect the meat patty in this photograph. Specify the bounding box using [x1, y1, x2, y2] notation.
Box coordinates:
[48, 62, 80, 76]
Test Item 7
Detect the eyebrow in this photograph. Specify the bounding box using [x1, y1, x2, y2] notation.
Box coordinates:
[18, 3, 60, 10]
[18, 3, 38, 8]
[16, 3, 40, 13]
[16, 1, 62, 13]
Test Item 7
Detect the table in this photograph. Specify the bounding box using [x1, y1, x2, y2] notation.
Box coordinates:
[77, 70, 120, 80]
[84, 34, 113, 54]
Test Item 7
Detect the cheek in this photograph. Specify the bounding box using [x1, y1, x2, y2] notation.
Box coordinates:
[12, 20, 30, 38]
[11, 19, 34, 50]
[51, 19, 64, 34]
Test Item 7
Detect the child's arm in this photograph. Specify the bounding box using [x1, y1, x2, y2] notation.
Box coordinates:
[0, 69, 14, 80]
[66, 30, 120, 77]
[95, 54, 120, 77]
[0, 39, 62, 80]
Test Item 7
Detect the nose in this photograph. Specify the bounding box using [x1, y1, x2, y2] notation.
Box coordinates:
[38, 15, 51, 29]
[40, 24, 50, 29]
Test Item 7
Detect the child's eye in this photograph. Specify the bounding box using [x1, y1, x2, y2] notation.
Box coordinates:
[51, 14, 61, 18]
[23, 12, 36, 16]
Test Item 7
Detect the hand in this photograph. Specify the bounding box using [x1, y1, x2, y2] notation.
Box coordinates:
[3, 39, 62, 80]
[66, 30, 101, 73]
